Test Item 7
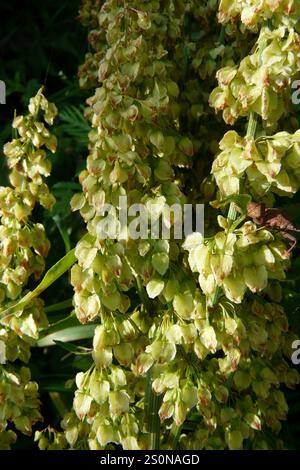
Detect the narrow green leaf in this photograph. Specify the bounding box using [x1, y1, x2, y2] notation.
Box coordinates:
[53, 215, 71, 253]
[53, 340, 92, 355]
[37, 325, 96, 347]
[38, 374, 72, 393]
[45, 298, 73, 313]
[0, 248, 77, 320]
[211, 194, 251, 213]
[39, 313, 78, 339]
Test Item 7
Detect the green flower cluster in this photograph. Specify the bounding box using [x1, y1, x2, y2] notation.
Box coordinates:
[218, 0, 300, 30]
[176, 0, 255, 190]
[71, 237, 133, 323]
[4, 90, 57, 210]
[209, 27, 300, 125]
[212, 129, 300, 199]
[0, 89, 57, 447]
[70, 364, 146, 450]
[70, 0, 195, 325]
[0, 366, 41, 436]
[184, 224, 289, 305]
[0, 89, 57, 303]
[77, 0, 112, 90]
[190, 0, 300, 449]
[178, 295, 299, 450]
[64, 0, 209, 449]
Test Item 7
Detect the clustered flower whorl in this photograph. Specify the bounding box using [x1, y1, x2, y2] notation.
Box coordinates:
[0, 88, 57, 448]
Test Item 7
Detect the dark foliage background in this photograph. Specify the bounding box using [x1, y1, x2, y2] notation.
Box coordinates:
[0, 0, 299, 450]
[0, 0, 92, 449]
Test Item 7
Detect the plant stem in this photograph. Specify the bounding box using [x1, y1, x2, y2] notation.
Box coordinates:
[124, 255, 161, 448]
[219, 25, 226, 44]
[144, 368, 152, 427]
[133, 275, 161, 449]
[53, 217, 71, 254]
[227, 202, 237, 224]
[146, 369, 161, 450]
[150, 392, 161, 450]
[246, 111, 258, 139]
[212, 112, 258, 307]
[227, 113, 258, 224]
[169, 423, 182, 449]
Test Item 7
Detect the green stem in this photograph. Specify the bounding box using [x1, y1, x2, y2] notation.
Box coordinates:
[146, 369, 161, 450]
[169, 423, 182, 449]
[144, 369, 152, 428]
[212, 112, 258, 307]
[219, 25, 226, 44]
[134, 274, 160, 449]
[227, 202, 237, 225]
[150, 394, 161, 450]
[227, 112, 258, 224]
[246, 112, 258, 139]
[53, 216, 71, 254]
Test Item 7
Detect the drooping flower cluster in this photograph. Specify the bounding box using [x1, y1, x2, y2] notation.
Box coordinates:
[184, 222, 289, 305]
[65, 0, 200, 449]
[4, 91, 57, 210]
[209, 27, 300, 126]
[180, 0, 300, 450]
[212, 129, 300, 200]
[0, 90, 57, 304]
[218, 0, 300, 30]
[0, 88, 57, 447]
[0, 366, 42, 436]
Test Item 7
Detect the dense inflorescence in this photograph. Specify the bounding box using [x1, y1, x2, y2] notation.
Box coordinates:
[212, 130, 300, 201]
[191, 0, 300, 450]
[218, 0, 300, 31]
[0, 89, 57, 448]
[209, 27, 300, 126]
[37, 0, 300, 451]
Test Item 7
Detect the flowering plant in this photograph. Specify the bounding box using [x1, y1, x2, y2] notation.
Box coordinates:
[0, 0, 300, 451]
